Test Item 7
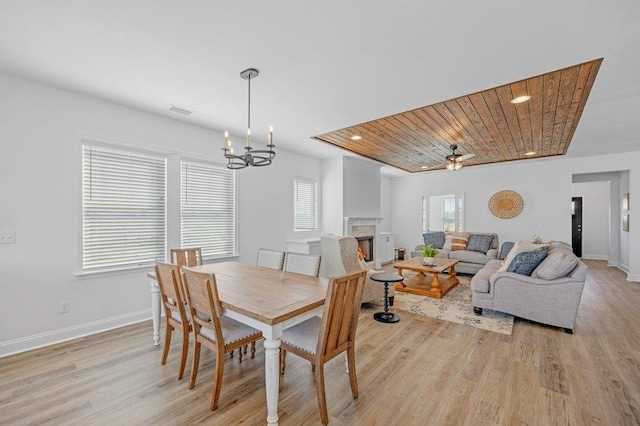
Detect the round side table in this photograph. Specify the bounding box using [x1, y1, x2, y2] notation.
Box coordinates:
[369, 273, 403, 323]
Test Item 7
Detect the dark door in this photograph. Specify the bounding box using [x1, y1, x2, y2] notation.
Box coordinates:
[572, 197, 583, 257]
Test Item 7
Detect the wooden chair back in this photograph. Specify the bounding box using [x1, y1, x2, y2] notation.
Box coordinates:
[155, 261, 191, 379]
[181, 268, 223, 341]
[170, 248, 203, 268]
[283, 252, 322, 277]
[316, 270, 367, 362]
[256, 248, 285, 270]
[181, 267, 263, 410]
[155, 262, 188, 323]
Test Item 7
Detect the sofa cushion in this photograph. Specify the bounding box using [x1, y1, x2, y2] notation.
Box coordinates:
[532, 247, 578, 279]
[547, 240, 573, 250]
[499, 241, 515, 260]
[506, 246, 549, 276]
[448, 250, 493, 265]
[423, 231, 445, 249]
[498, 241, 548, 272]
[467, 234, 494, 254]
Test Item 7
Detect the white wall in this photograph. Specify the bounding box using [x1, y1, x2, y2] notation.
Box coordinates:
[342, 157, 381, 218]
[389, 152, 640, 282]
[380, 176, 392, 232]
[321, 156, 383, 236]
[391, 159, 572, 251]
[321, 157, 344, 236]
[572, 181, 611, 260]
[0, 73, 322, 356]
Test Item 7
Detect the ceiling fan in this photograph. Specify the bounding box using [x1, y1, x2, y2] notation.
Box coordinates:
[421, 144, 475, 171]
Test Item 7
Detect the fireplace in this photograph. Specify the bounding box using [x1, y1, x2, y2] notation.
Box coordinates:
[343, 217, 383, 268]
[356, 236, 374, 262]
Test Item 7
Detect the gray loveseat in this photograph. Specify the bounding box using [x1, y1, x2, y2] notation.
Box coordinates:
[471, 242, 587, 333]
[411, 231, 499, 275]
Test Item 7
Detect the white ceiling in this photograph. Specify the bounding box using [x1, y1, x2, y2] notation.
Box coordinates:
[1, 1, 639, 176]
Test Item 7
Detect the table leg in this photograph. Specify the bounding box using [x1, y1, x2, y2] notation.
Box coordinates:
[150, 279, 161, 345]
[448, 264, 459, 285]
[263, 327, 283, 425]
[395, 268, 407, 289]
[430, 272, 442, 296]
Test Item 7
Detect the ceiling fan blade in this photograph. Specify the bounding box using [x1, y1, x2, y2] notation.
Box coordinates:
[421, 163, 445, 171]
[459, 153, 475, 161]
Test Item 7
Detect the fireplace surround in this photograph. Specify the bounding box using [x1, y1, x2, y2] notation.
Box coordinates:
[343, 217, 383, 268]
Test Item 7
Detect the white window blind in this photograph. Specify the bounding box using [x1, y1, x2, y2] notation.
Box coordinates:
[180, 161, 236, 257]
[293, 177, 318, 231]
[82, 145, 166, 272]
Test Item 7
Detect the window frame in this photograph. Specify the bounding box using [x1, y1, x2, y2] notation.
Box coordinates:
[179, 159, 238, 259]
[78, 139, 168, 275]
[423, 193, 465, 233]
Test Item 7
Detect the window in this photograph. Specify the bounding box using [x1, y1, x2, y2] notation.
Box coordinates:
[423, 193, 465, 232]
[82, 144, 166, 272]
[180, 161, 236, 257]
[293, 177, 318, 231]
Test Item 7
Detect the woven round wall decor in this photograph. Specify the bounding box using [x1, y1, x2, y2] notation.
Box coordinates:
[488, 190, 523, 219]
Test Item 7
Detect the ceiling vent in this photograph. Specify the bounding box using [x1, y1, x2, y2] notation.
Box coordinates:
[169, 105, 193, 116]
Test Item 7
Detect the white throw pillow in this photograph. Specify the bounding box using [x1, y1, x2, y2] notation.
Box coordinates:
[498, 241, 549, 273]
[442, 235, 453, 250]
[531, 248, 578, 279]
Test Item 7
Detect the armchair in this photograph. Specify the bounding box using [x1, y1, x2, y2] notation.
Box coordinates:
[320, 234, 394, 305]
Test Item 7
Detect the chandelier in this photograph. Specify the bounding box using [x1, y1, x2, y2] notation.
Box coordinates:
[222, 68, 275, 169]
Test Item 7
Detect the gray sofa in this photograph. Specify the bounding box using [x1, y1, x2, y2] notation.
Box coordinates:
[411, 231, 499, 275]
[471, 243, 587, 333]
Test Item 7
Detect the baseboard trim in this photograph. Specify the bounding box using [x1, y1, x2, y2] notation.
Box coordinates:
[582, 254, 608, 261]
[627, 273, 640, 283]
[0, 310, 151, 358]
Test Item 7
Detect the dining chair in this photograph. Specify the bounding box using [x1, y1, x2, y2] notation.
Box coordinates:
[279, 270, 367, 425]
[170, 247, 203, 268]
[181, 267, 263, 411]
[283, 251, 322, 277]
[256, 248, 285, 270]
[155, 262, 191, 380]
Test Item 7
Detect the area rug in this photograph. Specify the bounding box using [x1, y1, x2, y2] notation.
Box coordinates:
[369, 275, 514, 335]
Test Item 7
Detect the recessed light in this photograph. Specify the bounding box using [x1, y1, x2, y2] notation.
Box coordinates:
[525, 151, 536, 156]
[510, 95, 531, 104]
[350, 135, 362, 140]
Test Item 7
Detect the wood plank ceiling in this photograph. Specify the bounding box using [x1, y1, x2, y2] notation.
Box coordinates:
[313, 58, 603, 173]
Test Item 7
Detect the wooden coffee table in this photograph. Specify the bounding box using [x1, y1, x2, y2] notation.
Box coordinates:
[393, 257, 460, 299]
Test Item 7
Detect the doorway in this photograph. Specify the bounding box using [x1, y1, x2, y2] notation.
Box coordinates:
[572, 197, 583, 257]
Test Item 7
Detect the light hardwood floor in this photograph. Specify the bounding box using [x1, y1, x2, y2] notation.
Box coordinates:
[1, 260, 639, 425]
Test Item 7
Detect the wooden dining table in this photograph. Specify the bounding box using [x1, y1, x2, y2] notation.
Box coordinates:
[147, 261, 328, 425]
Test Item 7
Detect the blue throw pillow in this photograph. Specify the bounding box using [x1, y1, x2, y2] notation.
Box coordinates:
[507, 246, 549, 276]
[499, 242, 515, 260]
[467, 234, 494, 253]
[423, 231, 445, 249]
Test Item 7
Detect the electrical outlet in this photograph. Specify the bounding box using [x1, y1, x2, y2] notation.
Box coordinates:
[0, 231, 16, 244]
[60, 302, 69, 314]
